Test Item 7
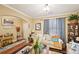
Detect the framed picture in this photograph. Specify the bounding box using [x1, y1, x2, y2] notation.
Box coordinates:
[2, 18, 14, 26]
[35, 23, 41, 30]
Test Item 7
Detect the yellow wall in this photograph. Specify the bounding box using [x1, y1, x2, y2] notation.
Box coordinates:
[32, 19, 43, 35]
[0, 16, 23, 42]
[0, 5, 33, 42]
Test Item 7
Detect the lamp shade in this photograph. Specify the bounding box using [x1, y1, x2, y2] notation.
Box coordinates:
[76, 37, 79, 41]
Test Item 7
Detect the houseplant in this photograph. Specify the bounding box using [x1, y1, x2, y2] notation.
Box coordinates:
[34, 37, 40, 54]
[68, 14, 79, 24]
[34, 37, 44, 54]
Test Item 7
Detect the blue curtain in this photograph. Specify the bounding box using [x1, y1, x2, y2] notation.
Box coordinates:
[43, 19, 49, 34]
[44, 18, 65, 41]
[49, 18, 57, 36]
[56, 18, 65, 40]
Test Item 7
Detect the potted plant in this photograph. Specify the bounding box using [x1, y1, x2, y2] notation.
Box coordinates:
[68, 14, 79, 24]
[34, 37, 40, 54]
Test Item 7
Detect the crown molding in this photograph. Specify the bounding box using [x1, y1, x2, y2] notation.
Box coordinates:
[2, 4, 34, 20]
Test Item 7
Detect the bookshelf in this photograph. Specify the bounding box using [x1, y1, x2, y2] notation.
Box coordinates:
[68, 22, 79, 43]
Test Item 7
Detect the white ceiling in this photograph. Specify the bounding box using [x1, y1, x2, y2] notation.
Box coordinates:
[7, 4, 79, 18]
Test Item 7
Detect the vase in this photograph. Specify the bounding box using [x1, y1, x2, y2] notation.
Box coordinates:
[34, 48, 40, 54]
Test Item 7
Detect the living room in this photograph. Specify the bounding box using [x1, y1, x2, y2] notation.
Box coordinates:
[0, 4, 79, 54]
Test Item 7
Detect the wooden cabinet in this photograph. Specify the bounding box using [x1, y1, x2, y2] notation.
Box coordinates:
[0, 35, 3, 48]
[0, 33, 13, 48]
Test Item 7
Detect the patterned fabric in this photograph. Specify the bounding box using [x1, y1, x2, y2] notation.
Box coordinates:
[51, 38, 59, 42]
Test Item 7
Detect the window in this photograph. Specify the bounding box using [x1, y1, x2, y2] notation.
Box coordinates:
[43, 18, 65, 40]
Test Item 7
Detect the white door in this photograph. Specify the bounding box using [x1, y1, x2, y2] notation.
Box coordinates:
[23, 23, 29, 41]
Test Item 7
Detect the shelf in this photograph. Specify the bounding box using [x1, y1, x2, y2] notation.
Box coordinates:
[68, 22, 79, 43]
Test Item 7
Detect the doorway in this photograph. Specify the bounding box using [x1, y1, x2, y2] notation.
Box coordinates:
[23, 23, 29, 41]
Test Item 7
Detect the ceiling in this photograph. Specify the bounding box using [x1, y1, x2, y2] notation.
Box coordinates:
[7, 4, 79, 18]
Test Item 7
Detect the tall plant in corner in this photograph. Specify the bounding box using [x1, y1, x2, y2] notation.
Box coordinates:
[68, 14, 79, 24]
